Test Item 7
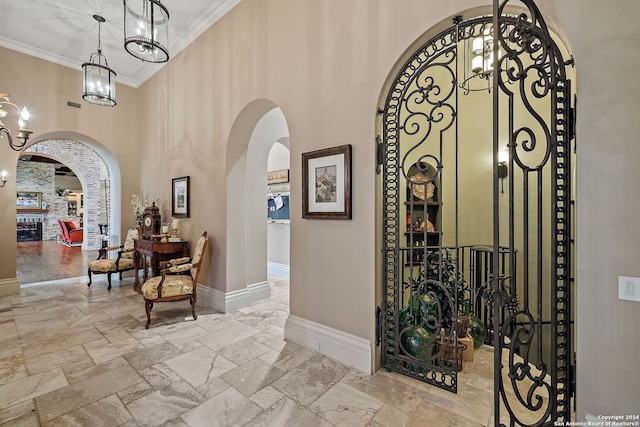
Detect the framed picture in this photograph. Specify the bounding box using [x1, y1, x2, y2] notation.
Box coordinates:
[302, 144, 352, 219]
[267, 169, 289, 184]
[16, 192, 42, 210]
[172, 176, 190, 218]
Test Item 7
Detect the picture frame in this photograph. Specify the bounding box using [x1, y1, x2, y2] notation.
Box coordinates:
[267, 169, 289, 184]
[302, 144, 352, 219]
[172, 176, 190, 218]
[16, 192, 42, 210]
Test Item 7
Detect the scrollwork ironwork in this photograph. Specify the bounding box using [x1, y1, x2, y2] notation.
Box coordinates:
[380, 3, 573, 422]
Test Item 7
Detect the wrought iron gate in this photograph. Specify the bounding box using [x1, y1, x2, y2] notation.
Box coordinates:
[377, 1, 575, 425]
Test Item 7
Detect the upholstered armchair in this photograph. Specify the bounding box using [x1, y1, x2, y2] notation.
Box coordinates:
[58, 220, 83, 246]
[87, 228, 138, 291]
[141, 231, 208, 329]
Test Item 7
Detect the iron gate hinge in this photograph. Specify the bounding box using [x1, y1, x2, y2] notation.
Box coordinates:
[375, 306, 382, 346]
[376, 136, 384, 174]
[569, 106, 576, 142]
[571, 353, 577, 398]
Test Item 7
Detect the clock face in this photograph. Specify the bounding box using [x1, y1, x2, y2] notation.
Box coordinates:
[144, 216, 152, 227]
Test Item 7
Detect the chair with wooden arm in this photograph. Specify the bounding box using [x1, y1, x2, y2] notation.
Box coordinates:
[87, 227, 139, 291]
[141, 231, 208, 329]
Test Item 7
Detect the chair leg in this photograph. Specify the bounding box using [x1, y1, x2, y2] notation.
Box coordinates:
[145, 300, 152, 329]
[87, 269, 93, 287]
[191, 294, 197, 320]
[107, 273, 112, 291]
[119, 271, 124, 281]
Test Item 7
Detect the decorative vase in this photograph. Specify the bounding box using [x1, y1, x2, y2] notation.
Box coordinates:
[400, 326, 434, 361]
[467, 315, 487, 349]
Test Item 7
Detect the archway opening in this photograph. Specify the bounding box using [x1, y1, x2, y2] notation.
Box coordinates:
[15, 132, 122, 284]
[224, 100, 291, 313]
[267, 140, 291, 279]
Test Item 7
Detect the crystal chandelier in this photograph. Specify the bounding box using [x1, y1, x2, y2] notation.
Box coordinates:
[124, 0, 170, 63]
[82, 15, 117, 107]
[0, 93, 32, 151]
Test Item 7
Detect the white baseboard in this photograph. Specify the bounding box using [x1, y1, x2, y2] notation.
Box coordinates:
[198, 281, 271, 313]
[284, 314, 372, 374]
[267, 262, 290, 278]
[0, 278, 20, 297]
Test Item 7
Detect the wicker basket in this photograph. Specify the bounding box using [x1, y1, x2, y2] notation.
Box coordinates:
[456, 311, 470, 338]
[436, 336, 467, 371]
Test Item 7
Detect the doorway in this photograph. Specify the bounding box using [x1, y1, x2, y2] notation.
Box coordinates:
[376, 3, 576, 425]
[16, 133, 122, 284]
[267, 140, 291, 279]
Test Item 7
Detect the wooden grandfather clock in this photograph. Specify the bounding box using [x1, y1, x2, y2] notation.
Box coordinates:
[142, 202, 161, 239]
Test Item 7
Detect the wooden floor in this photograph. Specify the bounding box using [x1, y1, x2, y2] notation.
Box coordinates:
[16, 240, 99, 284]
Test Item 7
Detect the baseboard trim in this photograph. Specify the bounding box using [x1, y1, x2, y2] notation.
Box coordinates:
[0, 278, 21, 297]
[267, 262, 290, 278]
[284, 314, 372, 374]
[198, 281, 271, 313]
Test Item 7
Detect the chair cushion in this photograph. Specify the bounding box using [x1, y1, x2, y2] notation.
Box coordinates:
[88, 258, 134, 273]
[142, 275, 194, 300]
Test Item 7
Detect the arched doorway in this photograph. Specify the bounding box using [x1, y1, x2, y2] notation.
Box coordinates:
[224, 100, 291, 312]
[267, 140, 291, 279]
[376, 1, 576, 425]
[16, 132, 122, 282]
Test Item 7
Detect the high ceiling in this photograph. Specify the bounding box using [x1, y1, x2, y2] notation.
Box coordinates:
[0, 0, 241, 88]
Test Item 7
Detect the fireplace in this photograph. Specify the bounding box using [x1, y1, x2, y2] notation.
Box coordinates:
[17, 222, 43, 242]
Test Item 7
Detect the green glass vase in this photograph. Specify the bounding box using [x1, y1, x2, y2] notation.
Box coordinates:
[467, 315, 487, 349]
[401, 326, 434, 360]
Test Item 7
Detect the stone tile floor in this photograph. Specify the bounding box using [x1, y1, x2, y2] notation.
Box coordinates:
[0, 275, 503, 426]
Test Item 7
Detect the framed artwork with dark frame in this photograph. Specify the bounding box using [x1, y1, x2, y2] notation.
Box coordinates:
[302, 144, 352, 219]
[172, 176, 190, 218]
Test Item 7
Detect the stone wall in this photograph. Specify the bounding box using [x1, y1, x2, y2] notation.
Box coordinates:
[23, 140, 110, 249]
[16, 161, 74, 240]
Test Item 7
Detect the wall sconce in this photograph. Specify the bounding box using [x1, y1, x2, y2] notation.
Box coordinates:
[0, 170, 8, 188]
[0, 93, 32, 151]
[498, 149, 508, 193]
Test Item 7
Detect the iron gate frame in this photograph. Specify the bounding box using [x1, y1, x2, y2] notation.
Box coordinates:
[378, 1, 575, 425]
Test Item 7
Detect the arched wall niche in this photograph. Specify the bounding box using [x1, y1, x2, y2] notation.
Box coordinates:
[23, 131, 122, 250]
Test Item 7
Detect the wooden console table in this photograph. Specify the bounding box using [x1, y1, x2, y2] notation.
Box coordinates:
[133, 239, 190, 293]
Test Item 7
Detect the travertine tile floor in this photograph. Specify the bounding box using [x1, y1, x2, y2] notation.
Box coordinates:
[0, 275, 498, 426]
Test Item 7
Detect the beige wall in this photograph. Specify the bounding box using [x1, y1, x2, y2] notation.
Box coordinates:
[1, 0, 638, 418]
[0, 46, 140, 294]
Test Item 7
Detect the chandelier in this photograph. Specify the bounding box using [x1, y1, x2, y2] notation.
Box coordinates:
[0, 93, 32, 151]
[82, 15, 117, 107]
[124, 0, 170, 63]
[459, 25, 501, 94]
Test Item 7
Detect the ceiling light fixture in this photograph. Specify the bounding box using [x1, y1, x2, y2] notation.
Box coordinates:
[459, 25, 502, 94]
[82, 15, 117, 107]
[124, 0, 170, 63]
[0, 93, 32, 151]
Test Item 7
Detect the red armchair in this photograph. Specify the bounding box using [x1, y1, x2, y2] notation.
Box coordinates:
[58, 220, 83, 246]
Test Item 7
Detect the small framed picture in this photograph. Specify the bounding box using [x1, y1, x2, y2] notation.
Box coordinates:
[302, 144, 352, 219]
[41, 201, 47, 209]
[172, 176, 190, 218]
